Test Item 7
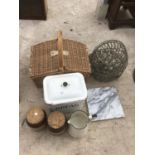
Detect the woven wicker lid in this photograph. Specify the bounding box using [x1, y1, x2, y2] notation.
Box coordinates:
[29, 31, 91, 80]
[48, 111, 66, 129]
[26, 107, 45, 126]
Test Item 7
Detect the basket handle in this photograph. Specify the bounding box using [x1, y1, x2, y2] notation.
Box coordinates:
[57, 31, 64, 71]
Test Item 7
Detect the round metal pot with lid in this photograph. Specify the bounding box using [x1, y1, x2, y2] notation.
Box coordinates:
[67, 110, 92, 138]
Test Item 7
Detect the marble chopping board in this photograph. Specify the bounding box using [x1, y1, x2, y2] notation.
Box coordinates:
[87, 87, 125, 121]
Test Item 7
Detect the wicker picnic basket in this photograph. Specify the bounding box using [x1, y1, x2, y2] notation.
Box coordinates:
[29, 31, 91, 87]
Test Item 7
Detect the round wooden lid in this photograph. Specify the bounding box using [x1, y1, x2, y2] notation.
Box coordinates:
[48, 111, 66, 129]
[26, 107, 45, 125]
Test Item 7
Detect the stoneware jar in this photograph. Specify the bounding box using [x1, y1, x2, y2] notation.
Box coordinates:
[67, 110, 91, 138]
[26, 107, 47, 131]
[47, 111, 67, 135]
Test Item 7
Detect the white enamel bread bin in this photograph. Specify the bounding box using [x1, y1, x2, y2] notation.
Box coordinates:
[43, 73, 87, 113]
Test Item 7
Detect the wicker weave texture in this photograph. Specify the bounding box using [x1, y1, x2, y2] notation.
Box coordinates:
[29, 38, 91, 81]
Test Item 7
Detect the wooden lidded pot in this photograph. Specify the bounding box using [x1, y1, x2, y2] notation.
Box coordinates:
[47, 111, 67, 134]
[26, 107, 46, 130]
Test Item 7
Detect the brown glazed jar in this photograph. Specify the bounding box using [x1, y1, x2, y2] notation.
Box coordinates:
[47, 111, 67, 135]
[26, 107, 46, 131]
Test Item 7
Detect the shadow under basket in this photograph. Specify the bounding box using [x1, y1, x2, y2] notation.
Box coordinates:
[29, 31, 91, 87]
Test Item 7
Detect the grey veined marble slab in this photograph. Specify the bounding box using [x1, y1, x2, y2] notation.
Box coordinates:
[87, 87, 125, 121]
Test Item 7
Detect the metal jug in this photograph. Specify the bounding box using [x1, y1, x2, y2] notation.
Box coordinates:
[67, 110, 92, 138]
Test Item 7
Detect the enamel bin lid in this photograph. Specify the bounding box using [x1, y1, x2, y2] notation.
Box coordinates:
[43, 73, 87, 105]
